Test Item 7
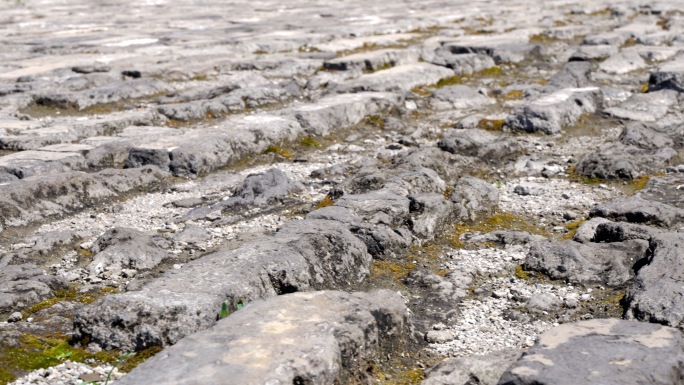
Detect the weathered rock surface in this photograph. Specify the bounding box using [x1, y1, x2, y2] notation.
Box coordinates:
[0, 166, 168, 233]
[88, 227, 167, 276]
[626, 234, 684, 328]
[450, 176, 499, 223]
[524, 238, 648, 286]
[422, 349, 523, 385]
[505, 87, 601, 134]
[74, 219, 372, 350]
[498, 319, 684, 385]
[0, 264, 68, 314]
[115, 290, 408, 385]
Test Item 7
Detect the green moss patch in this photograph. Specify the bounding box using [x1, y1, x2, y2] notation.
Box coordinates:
[452, 211, 549, 249]
[23, 286, 118, 319]
[262, 145, 294, 159]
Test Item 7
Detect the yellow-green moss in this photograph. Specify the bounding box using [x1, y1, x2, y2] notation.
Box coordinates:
[566, 166, 604, 185]
[372, 364, 424, 385]
[500, 89, 524, 100]
[477, 66, 503, 77]
[370, 260, 417, 281]
[452, 212, 549, 249]
[117, 346, 163, 373]
[365, 115, 385, 128]
[23, 286, 118, 319]
[442, 186, 454, 200]
[411, 87, 432, 97]
[514, 264, 531, 280]
[431, 76, 464, 88]
[528, 34, 560, 44]
[561, 219, 586, 240]
[300, 136, 322, 148]
[0, 332, 161, 385]
[263, 145, 293, 159]
[191, 74, 208, 81]
[639, 83, 649, 93]
[314, 195, 335, 210]
[477, 118, 505, 131]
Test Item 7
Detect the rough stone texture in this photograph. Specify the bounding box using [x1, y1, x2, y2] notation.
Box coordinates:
[0, 264, 68, 314]
[430, 85, 496, 110]
[74, 219, 371, 350]
[115, 290, 408, 385]
[590, 197, 684, 228]
[547, 61, 593, 89]
[34, 78, 172, 111]
[505, 87, 601, 134]
[408, 193, 453, 240]
[289, 92, 401, 136]
[324, 48, 419, 71]
[626, 234, 684, 328]
[498, 319, 684, 385]
[221, 168, 301, 209]
[422, 350, 523, 385]
[649, 59, 684, 92]
[605, 90, 678, 122]
[0, 166, 168, 233]
[524, 238, 648, 286]
[88, 228, 167, 276]
[438, 129, 521, 161]
[335, 63, 455, 93]
[450, 176, 499, 223]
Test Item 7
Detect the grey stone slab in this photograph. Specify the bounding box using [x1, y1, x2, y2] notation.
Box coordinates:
[324, 48, 419, 71]
[569, 44, 619, 61]
[605, 90, 678, 122]
[115, 290, 408, 385]
[0, 166, 168, 232]
[0, 150, 86, 178]
[505, 87, 601, 134]
[0, 264, 68, 314]
[33, 78, 172, 111]
[440, 32, 540, 63]
[422, 349, 523, 385]
[498, 319, 684, 385]
[598, 49, 648, 74]
[626, 233, 684, 328]
[430, 85, 495, 110]
[450, 176, 499, 223]
[73, 219, 371, 350]
[288, 92, 401, 136]
[88, 227, 168, 276]
[334, 63, 454, 93]
[590, 196, 684, 228]
[524, 238, 647, 286]
[649, 59, 684, 92]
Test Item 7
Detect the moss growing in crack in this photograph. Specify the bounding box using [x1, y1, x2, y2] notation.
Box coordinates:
[300, 136, 322, 148]
[410, 87, 432, 97]
[371, 260, 417, 281]
[365, 115, 385, 128]
[639, 83, 649, 93]
[431, 75, 464, 88]
[566, 166, 604, 186]
[263, 145, 293, 159]
[22, 286, 118, 319]
[561, 219, 587, 240]
[514, 264, 531, 280]
[501, 89, 524, 100]
[528, 34, 561, 44]
[452, 212, 549, 249]
[477, 66, 503, 77]
[477, 118, 505, 131]
[373, 366, 424, 385]
[314, 195, 335, 210]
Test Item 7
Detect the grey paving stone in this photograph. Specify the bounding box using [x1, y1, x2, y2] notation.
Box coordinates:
[505, 87, 601, 134]
[114, 290, 408, 385]
[499, 319, 684, 385]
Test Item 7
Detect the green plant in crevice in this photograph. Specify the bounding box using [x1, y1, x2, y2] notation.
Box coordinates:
[220, 301, 229, 319]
